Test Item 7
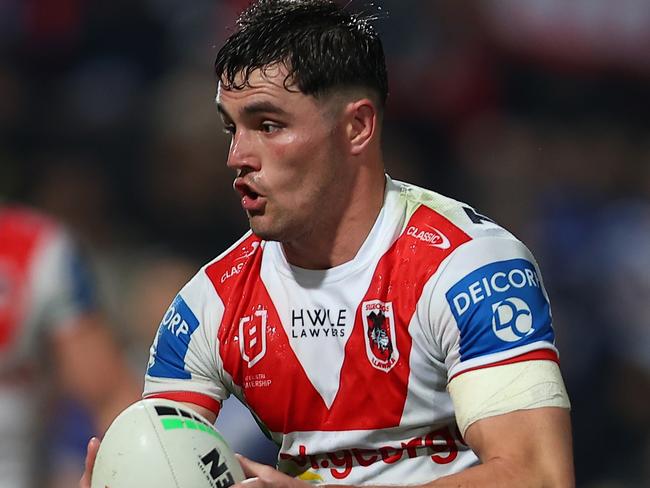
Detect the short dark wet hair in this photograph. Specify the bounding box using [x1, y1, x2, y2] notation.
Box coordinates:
[214, 0, 388, 108]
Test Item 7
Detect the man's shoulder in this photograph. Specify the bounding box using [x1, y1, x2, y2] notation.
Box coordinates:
[204, 230, 259, 267]
[0, 205, 75, 280]
[393, 179, 516, 244]
[192, 230, 264, 293]
[168, 231, 263, 322]
[0, 204, 61, 246]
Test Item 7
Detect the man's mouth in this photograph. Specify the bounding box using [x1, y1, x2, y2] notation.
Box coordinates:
[234, 179, 266, 213]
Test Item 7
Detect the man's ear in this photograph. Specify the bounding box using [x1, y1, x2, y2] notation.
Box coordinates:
[345, 99, 377, 155]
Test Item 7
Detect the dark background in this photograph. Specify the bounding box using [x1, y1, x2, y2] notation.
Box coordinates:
[1, 0, 649, 486]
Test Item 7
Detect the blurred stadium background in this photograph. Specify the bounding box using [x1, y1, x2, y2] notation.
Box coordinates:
[1, 0, 649, 486]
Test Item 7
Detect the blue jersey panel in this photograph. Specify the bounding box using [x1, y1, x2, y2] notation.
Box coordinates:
[445, 258, 554, 361]
[68, 247, 96, 312]
[147, 294, 200, 379]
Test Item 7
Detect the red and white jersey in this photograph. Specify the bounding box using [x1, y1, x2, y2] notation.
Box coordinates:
[0, 206, 94, 371]
[0, 206, 96, 487]
[144, 177, 559, 484]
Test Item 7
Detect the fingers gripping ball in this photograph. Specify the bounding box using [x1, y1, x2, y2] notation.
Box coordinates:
[91, 399, 245, 488]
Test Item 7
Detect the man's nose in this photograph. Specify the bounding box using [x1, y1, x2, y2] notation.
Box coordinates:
[226, 130, 258, 171]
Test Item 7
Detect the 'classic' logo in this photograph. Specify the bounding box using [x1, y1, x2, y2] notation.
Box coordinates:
[406, 224, 450, 249]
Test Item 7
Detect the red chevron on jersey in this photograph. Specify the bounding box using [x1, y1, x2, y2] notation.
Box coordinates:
[144, 178, 563, 484]
[207, 205, 470, 433]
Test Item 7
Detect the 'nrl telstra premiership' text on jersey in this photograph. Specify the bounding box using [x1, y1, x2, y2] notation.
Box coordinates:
[144, 177, 559, 484]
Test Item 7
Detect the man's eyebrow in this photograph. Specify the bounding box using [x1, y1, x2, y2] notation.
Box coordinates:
[242, 101, 288, 116]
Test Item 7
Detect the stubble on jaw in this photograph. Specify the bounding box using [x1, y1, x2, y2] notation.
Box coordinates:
[238, 85, 352, 249]
[246, 164, 340, 247]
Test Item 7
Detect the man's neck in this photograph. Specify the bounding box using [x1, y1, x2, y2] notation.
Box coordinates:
[282, 172, 386, 270]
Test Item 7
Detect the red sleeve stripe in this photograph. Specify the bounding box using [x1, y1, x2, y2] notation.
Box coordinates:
[144, 392, 221, 416]
[449, 349, 559, 382]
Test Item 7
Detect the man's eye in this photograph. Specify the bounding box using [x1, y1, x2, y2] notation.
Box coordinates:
[222, 125, 235, 136]
[261, 122, 281, 134]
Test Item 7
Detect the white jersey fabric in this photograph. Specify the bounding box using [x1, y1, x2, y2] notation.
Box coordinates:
[144, 177, 559, 485]
[0, 206, 96, 488]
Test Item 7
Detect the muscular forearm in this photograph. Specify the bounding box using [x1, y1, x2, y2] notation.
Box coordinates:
[325, 457, 571, 488]
[426, 457, 550, 488]
[446, 409, 574, 488]
[325, 459, 560, 488]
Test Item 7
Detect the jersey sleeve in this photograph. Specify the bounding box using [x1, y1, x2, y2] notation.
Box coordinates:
[429, 235, 559, 381]
[143, 268, 229, 414]
[31, 228, 96, 332]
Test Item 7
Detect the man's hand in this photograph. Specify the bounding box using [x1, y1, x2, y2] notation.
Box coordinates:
[235, 455, 310, 488]
[79, 437, 100, 488]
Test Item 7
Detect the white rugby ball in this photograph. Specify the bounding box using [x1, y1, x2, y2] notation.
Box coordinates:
[91, 398, 245, 488]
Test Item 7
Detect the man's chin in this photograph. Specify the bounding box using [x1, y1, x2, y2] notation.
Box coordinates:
[248, 217, 284, 242]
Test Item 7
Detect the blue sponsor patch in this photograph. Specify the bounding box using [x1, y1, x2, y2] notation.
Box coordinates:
[445, 258, 554, 361]
[147, 295, 200, 379]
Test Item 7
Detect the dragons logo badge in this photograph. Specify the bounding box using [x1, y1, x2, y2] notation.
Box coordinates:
[362, 300, 398, 372]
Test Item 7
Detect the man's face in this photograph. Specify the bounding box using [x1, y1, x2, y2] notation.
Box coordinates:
[216, 65, 347, 243]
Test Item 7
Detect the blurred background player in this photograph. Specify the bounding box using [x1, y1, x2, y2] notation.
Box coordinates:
[0, 204, 140, 488]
